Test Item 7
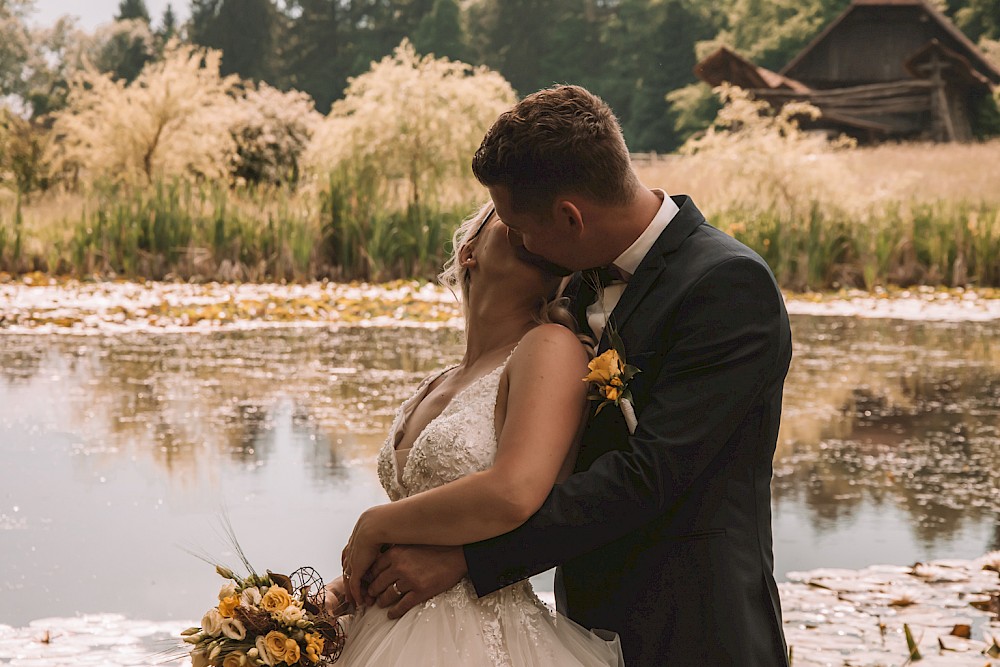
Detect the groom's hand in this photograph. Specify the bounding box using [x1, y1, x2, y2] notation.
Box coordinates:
[366, 545, 467, 619]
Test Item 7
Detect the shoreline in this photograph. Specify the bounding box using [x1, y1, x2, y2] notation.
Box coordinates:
[1, 554, 997, 667]
[2, 278, 999, 335]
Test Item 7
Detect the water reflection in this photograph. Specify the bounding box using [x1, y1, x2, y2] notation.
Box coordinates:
[0, 317, 996, 625]
[773, 317, 999, 549]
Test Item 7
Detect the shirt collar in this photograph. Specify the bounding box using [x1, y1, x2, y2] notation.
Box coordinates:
[613, 188, 679, 278]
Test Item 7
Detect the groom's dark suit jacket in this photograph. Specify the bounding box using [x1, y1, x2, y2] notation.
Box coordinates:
[464, 196, 792, 666]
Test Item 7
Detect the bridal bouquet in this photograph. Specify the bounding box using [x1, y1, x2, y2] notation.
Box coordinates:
[182, 564, 346, 667]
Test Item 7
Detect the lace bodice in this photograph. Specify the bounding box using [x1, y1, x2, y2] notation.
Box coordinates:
[377, 360, 507, 500]
[345, 351, 623, 667]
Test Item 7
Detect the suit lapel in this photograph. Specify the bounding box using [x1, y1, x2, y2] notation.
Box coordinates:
[598, 195, 706, 353]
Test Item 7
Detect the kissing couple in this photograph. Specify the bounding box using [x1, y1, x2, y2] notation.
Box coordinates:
[333, 84, 792, 666]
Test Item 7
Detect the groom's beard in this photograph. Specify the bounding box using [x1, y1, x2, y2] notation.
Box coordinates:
[514, 246, 574, 277]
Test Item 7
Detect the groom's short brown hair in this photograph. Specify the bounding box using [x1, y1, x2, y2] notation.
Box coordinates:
[472, 85, 638, 214]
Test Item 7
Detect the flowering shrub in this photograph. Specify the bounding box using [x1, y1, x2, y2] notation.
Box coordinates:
[49, 39, 238, 186]
[306, 40, 515, 207]
[229, 83, 322, 187]
[679, 84, 855, 219]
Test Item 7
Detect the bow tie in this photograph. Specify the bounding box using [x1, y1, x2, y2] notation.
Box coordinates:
[589, 264, 628, 288]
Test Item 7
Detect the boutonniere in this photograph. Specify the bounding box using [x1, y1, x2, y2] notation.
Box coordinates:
[582, 328, 640, 434]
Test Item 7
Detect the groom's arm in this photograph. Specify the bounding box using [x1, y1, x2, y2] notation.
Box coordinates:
[464, 256, 789, 595]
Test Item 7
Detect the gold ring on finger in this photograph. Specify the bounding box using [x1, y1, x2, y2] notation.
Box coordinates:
[392, 581, 403, 597]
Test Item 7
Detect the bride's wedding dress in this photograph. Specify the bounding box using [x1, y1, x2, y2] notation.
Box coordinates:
[337, 355, 623, 666]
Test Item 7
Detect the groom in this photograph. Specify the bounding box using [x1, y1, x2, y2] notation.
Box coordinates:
[363, 85, 792, 666]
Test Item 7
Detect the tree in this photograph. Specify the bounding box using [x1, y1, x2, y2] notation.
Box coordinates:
[279, 0, 354, 113]
[307, 40, 516, 207]
[228, 82, 321, 186]
[593, 0, 717, 152]
[709, 0, 848, 71]
[0, 108, 52, 195]
[413, 0, 469, 62]
[15, 16, 92, 117]
[158, 4, 178, 44]
[470, 0, 562, 96]
[115, 0, 151, 23]
[50, 40, 239, 185]
[188, 0, 278, 82]
[98, 18, 157, 82]
[0, 0, 34, 103]
[955, 0, 1000, 42]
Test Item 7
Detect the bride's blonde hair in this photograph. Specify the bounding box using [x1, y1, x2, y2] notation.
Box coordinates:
[439, 204, 594, 352]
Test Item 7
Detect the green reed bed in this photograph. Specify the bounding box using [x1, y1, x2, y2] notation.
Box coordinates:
[714, 199, 1000, 291]
[0, 177, 468, 282]
[2, 185, 999, 290]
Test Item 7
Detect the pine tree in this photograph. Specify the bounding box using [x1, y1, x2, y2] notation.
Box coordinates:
[115, 0, 151, 23]
[158, 3, 178, 42]
[413, 0, 469, 62]
[279, 0, 351, 113]
[189, 0, 278, 82]
[598, 0, 717, 152]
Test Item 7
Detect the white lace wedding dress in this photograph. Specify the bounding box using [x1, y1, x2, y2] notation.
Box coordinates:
[336, 356, 623, 666]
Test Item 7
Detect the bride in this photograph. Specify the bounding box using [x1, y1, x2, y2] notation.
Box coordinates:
[331, 203, 623, 666]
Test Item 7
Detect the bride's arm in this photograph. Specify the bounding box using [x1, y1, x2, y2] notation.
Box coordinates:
[342, 324, 588, 590]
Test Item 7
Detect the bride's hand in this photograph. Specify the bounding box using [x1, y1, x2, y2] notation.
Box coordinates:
[322, 576, 353, 616]
[343, 508, 387, 604]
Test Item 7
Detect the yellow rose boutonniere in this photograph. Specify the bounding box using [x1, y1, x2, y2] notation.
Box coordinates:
[583, 329, 640, 433]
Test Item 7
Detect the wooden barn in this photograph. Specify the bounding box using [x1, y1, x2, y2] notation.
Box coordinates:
[694, 0, 1000, 142]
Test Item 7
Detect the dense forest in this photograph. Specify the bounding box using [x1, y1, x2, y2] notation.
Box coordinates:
[3, 0, 999, 152]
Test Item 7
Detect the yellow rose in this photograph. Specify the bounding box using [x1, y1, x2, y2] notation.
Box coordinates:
[261, 586, 293, 614]
[218, 595, 240, 619]
[222, 651, 246, 667]
[603, 384, 621, 401]
[284, 638, 301, 664]
[264, 631, 289, 662]
[583, 350, 622, 384]
[304, 633, 325, 664]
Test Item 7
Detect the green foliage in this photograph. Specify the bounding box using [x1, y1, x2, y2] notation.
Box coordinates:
[189, 0, 278, 82]
[157, 4, 178, 44]
[714, 0, 848, 71]
[712, 199, 1000, 291]
[0, 108, 51, 196]
[971, 89, 1000, 139]
[317, 165, 463, 281]
[666, 83, 723, 145]
[65, 181, 325, 280]
[116, 0, 151, 23]
[99, 19, 157, 83]
[413, 0, 468, 62]
[955, 0, 1000, 42]
[606, 0, 718, 152]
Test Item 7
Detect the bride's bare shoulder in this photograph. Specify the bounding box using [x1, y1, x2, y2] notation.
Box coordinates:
[510, 323, 589, 372]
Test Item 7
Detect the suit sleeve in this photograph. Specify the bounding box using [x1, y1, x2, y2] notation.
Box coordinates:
[464, 256, 788, 595]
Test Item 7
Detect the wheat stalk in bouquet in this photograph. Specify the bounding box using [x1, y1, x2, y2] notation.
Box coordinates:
[179, 520, 347, 666]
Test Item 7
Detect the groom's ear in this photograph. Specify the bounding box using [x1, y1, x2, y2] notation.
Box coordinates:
[552, 199, 584, 237]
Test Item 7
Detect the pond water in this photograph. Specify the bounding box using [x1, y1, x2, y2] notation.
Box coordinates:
[0, 315, 997, 628]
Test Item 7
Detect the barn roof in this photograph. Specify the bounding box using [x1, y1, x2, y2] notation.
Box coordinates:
[694, 46, 811, 92]
[905, 38, 993, 89]
[780, 0, 1000, 85]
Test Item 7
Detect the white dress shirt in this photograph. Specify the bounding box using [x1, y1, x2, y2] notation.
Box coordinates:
[587, 189, 679, 342]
